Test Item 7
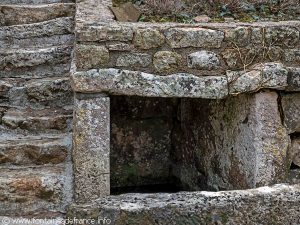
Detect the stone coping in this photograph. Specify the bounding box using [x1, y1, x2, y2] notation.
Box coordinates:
[68, 183, 300, 224]
[71, 64, 299, 98]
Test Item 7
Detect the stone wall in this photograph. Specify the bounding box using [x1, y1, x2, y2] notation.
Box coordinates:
[0, 0, 75, 217]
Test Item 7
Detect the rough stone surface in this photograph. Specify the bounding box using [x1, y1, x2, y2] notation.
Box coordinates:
[0, 3, 75, 26]
[164, 27, 224, 48]
[282, 93, 300, 134]
[0, 135, 70, 166]
[71, 69, 229, 99]
[75, 44, 109, 69]
[73, 94, 110, 202]
[187, 50, 220, 70]
[153, 51, 182, 73]
[0, 46, 72, 70]
[116, 53, 151, 67]
[0, 165, 73, 216]
[291, 138, 300, 167]
[134, 28, 165, 49]
[174, 91, 290, 190]
[68, 184, 300, 225]
[110, 96, 177, 189]
[287, 67, 300, 91]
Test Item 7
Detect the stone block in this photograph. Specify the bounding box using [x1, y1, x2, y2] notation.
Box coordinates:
[225, 27, 251, 46]
[75, 44, 109, 70]
[187, 50, 220, 70]
[287, 67, 300, 91]
[284, 49, 300, 62]
[73, 94, 110, 202]
[153, 51, 182, 73]
[116, 53, 151, 67]
[71, 69, 229, 99]
[164, 27, 224, 48]
[282, 93, 300, 134]
[134, 28, 165, 49]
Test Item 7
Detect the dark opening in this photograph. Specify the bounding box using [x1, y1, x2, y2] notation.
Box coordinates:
[290, 162, 300, 170]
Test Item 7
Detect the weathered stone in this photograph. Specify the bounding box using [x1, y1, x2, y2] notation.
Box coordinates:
[164, 27, 224, 48]
[0, 80, 12, 98]
[73, 94, 110, 202]
[175, 92, 290, 190]
[0, 135, 70, 165]
[265, 26, 300, 47]
[0, 166, 73, 216]
[0, 46, 72, 70]
[282, 93, 300, 134]
[71, 69, 229, 99]
[110, 2, 141, 22]
[106, 42, 133, 51]
[25, 78, 72, 107]
[187, 50, 220, 70]
[222, 49, 242, 69]
[225, 26, 251, 46]
[284, 49, 300, 62]
[133, 28, 165, 49]
[77, 24, 133, 42]
[287, 67, 300, 91]
[261, 63, 288, 89]
[116, 53, 151, 67]
[291, 138, 300, 167]
[75, 44, 109, 69]
[0, 3, 75, 26]
[228, 69, 262, 94]
[111, 117, 172, 188]
[153, 51, 182, 73]
[2, 108, 72, 132]
[68, 184, 300, 225]
[76, 0, 114, 24]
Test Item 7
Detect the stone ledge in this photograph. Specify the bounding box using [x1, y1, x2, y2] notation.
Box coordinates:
[71, 64, 299, 98]
[68, 184, 300, 225]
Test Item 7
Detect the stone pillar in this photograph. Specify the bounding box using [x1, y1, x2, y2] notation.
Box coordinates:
[73, 93, 110, 203]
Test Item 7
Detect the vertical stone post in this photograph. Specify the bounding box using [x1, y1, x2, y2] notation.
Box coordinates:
[73, 93, 110, 203]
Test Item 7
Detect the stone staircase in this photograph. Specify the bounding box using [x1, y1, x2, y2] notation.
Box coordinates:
[0, 0, 75, 219]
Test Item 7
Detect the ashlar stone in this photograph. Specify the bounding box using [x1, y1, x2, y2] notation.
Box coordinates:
[116, 53, 151, 67]
[153, 51, 182, 73]
[75, 44, 109, 70]
[134, 28, 165, 49]
[188, 50, 220, 70]
[165, 27, 224, 48]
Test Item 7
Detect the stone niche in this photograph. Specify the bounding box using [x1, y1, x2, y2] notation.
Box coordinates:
[72, 88, 291, 202]
[109, 92, 290, 194]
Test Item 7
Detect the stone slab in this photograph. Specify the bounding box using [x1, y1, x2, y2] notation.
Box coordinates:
[68, 184, 300, 225]
[73, 93, 110, 202]
[71, 69, 229, 99]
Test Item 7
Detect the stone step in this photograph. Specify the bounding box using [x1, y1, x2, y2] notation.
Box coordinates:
[0, 3, 75, 26]
[0, 134, 71, 166]
[0, 46, 72, 72]
[2, 108, 72, 132]
[6, 77, 73, 109]
[0, 165, 73, 216]
[0, 17, 74, 49]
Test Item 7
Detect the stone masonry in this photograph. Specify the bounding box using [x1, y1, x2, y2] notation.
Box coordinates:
[1, 0, 300, 224]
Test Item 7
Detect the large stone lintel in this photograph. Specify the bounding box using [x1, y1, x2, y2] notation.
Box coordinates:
[71, 68, 229, 99]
